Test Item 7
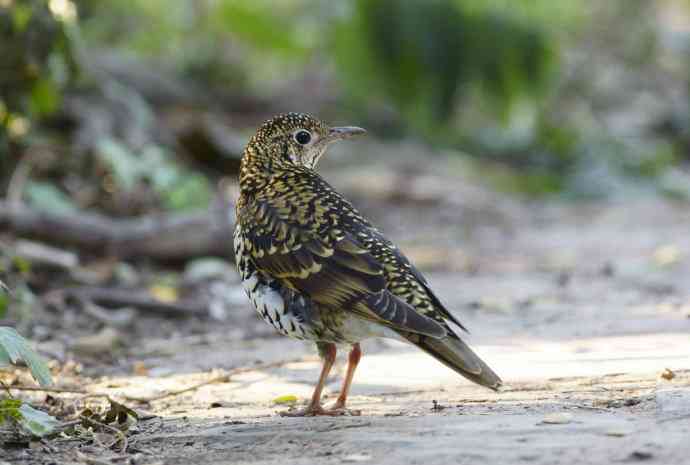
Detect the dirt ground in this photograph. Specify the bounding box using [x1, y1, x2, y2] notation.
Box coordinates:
[4, 156, 690, 465]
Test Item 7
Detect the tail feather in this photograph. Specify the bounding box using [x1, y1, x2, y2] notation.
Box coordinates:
[403, 333, 502, 390]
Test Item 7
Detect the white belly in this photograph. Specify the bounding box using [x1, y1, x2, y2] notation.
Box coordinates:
[234, 226, 311, 339]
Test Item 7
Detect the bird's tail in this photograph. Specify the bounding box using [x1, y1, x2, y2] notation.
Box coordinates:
[402, 333, 502, 390]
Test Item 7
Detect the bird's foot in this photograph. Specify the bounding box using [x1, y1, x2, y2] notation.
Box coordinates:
[279, 404, 340, 417]
[323, 400, 361, 416]
[279, 403, 361, 417]
[325, 406, 361, 416]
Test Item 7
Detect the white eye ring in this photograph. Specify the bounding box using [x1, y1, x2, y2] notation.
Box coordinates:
[294, 129, 312, 145]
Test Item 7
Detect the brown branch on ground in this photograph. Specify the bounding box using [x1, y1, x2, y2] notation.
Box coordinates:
[49, 286, 208, 317]
[0, 201, 235, 262]
[121, 357, 318, 403]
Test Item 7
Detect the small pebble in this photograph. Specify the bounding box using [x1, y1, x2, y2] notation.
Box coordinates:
[660, 368, 675, 381]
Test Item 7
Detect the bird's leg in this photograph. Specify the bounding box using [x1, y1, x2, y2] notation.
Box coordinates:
[280, 342, 337, 417]
[326, 343, 362, 415]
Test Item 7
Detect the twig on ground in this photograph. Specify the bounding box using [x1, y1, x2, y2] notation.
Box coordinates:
[119, 374, 232, 403]
[567, 404, 611, 412]
[7, 356, 318, 403]
[4, 385, 113, 396]
[57, 419, 84, 430]
[0, 201, 235, 262]
[49, 286, 207, 317]
[122, 357, 317, 402]
[14, 239, 79, 270]
[75, 299, 137, 328]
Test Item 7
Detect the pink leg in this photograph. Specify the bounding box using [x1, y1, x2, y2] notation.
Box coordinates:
[280, 342, 338, 417]
[328, 343, 362, 413]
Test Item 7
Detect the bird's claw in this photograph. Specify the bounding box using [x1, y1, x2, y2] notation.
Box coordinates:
[324, 400, 361, 416]
[325, 406, 361, 416]
[279, 404, 361, 417]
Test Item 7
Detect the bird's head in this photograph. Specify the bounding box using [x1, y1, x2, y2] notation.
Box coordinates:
[242, 113, 366, 173]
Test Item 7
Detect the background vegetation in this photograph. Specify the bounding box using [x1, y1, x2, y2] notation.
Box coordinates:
[1, 0, 689, 209]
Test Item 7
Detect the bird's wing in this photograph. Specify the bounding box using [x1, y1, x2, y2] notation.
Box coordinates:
[362, 229, 469, 332]
[356, 229, 503, 389]
[237, 183, 445, 338]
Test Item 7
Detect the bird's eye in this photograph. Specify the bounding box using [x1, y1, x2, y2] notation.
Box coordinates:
[294, 130, 311, 145]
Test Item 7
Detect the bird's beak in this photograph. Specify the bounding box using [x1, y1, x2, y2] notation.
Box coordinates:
[326, 126, 367, 142]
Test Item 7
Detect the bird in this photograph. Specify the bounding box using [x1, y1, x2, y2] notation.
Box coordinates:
[234, 113, 502, 416]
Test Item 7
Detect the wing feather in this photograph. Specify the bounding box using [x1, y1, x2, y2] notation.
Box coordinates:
[238, 190, 445, 338]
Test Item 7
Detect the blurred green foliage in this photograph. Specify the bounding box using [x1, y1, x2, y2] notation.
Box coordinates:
[0, 0, 77, 149]
[97, 139, 212, 211]
[0, 326, 53, 386]
[24, 181, 78, 213]
[0, 0, 688, 203]
[76, 0, 314, 90]
[333, 0, 560, 133]
[76, 0, 570, 130]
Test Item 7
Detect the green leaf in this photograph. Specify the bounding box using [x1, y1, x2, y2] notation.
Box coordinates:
[29, 78, 60, 116]
[17, 404, 60, 437]
[162, 174, 212, 211]
[0, 283, 7, 319]
[97, 139, 141, 190]
[25, 182, 77, 214]
[0, 327, 53, 386]
[12, 4, 33, 31]
[12, 255, 32, 275]
[216, 2, 306, 55]
[0, 398, 23, 423]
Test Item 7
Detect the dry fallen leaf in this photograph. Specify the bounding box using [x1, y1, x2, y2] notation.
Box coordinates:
[540, 412, 573, 425]
[149, 284, 178, 303]
[82, 397, 139, 425]
[652, 245, 681, 267]
[660, 368, 676, 381]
